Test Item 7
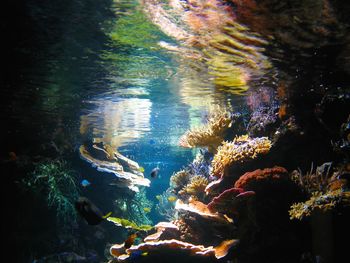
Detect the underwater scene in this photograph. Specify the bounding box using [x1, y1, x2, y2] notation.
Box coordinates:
[2, 0, 350, 262]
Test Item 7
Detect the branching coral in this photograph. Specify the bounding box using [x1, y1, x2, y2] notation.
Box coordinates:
[211, 135, 272, 178]
[25, 160, 79, 224]
[178, 107, 234, 152]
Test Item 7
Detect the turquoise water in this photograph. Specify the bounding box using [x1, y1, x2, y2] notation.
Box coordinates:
[3, 0, 350, 262]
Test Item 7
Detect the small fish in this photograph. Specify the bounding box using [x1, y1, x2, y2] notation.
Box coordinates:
[138, 166, 145, 173]
[81, 179, 91, 187]
[129, 250, 148, 260]
[155, 195, 162, 201]
[150, 167, 160, 178]
[75, 197, 112, 225]
[143, 207, 151, 213]
[124, 233, 137, 249]
[167, 196, 177, 202]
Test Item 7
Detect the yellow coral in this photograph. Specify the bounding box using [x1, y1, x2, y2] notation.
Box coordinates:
[289, 189, 350, 220]
[178, 107, 233, 153]
[179, 175, 209, 200]
[211, 135, 272, 178]
[170, 170, 191, 192]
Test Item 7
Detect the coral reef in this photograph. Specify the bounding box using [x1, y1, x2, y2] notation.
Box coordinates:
[211, 135, 272, 179]
[289, 162, 350, 220]
[234, 166, 288, 190]
[144, 222, 180, 242]
[207, 187, 255, 217]
[110, 238, 238, 262]
[289, 189, 350, 220]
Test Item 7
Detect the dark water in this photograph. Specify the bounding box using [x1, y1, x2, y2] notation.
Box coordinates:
[2, 0, 350, 263]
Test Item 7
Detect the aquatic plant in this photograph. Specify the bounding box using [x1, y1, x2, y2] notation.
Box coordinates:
[114, 188, 154, 226]
[178, 106, 234, 152]
[26, 160, 79, 224]
[155, 188, 177, 221]
[211, 135, 272, 178]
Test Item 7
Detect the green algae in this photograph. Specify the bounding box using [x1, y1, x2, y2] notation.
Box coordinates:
[107, 216, 153, 231]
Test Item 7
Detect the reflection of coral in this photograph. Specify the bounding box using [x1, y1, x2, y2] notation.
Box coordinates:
[230, 0, 342, 50]
[79, 144, 150, 192]
[142, 0, 272, 95]
[234, 166, 288, 190]
[211, 135, 272, 178]
[178, 107, 233, 152]
[179, 175, 208, 200]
